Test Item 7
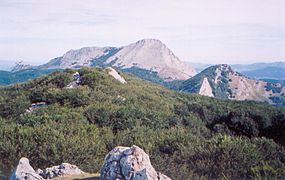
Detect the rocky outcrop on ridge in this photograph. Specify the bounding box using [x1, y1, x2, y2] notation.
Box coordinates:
[100, 145, 171, 180]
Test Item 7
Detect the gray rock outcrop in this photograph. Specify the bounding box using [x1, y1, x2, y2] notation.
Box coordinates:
[9, 157, 44, 180]
[100, 145, 171, 180]
[40, 163, 84, 179]
[9, 158, 84, 180]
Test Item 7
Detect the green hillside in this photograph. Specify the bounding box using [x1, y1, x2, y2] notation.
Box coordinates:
[1, 67, 285, 179]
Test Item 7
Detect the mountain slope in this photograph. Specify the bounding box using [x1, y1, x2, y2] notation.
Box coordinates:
[40, 47, 119, 69]
[180, 64, 285, 106]
[38, 39, 196, 81]
[262, 79, 285, 86]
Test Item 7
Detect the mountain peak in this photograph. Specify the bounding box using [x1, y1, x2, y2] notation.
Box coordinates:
[135, 39, 163, 45]
[39, 39, 196, 81]
[106, 39, 196, 80]
[215, 64, 233, 71]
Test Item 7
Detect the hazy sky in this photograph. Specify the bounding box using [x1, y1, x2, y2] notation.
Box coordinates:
[0, 0, 284, 65]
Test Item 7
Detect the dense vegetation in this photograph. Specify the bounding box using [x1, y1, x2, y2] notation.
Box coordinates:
[1, 67, 285, 179]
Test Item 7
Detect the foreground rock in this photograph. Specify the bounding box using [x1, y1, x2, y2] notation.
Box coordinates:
[10, 158, 84, 180]
[9, 157, 43, 180]
[100, 145, 171, 180]
[39, 163, 84, 179]
[10, 145, 169, 180]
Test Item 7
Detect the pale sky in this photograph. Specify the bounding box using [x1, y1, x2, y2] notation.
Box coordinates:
[0, 0, 284, 65]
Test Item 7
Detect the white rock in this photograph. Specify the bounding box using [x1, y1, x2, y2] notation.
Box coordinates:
[199, 77, 214, 97]
[10, 158, 84, 180]
[100, 145, 171, 180]
[9, 157, 44, 180]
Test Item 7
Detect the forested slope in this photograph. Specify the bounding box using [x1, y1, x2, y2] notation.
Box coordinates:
[0, 67, 285, 179]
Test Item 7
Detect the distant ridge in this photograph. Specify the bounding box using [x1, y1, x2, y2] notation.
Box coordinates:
[180, 64, 285, 106]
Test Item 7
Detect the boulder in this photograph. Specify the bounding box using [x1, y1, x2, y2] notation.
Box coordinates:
[9, 157, 44, 180]
[100, 145, 171, 180]
[9, 158, 84, 180]
[40, 163, 84, 179]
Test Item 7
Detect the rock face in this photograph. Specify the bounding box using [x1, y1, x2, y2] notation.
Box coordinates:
[9, 157, 44, 180]
[100, 145, 171, 180]
[106, 67, 127, 84]
[38, 39, 196, 81]
[180, 64, 285, 106]
[9, 158, 84, 180]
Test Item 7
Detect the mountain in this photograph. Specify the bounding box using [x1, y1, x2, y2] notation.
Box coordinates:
[180, 64, 285, 106]
[241, 67, 285, 80]
[231, 62, 285, 80]
[0, 69, 59, 85]
[231, 62, 285, 72]
[0, 60, 17, 71]
[38, 39, 196, 81]
[1, 67, 285, 179]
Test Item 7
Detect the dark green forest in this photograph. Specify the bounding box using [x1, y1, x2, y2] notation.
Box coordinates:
[0, 68, 285, 179]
